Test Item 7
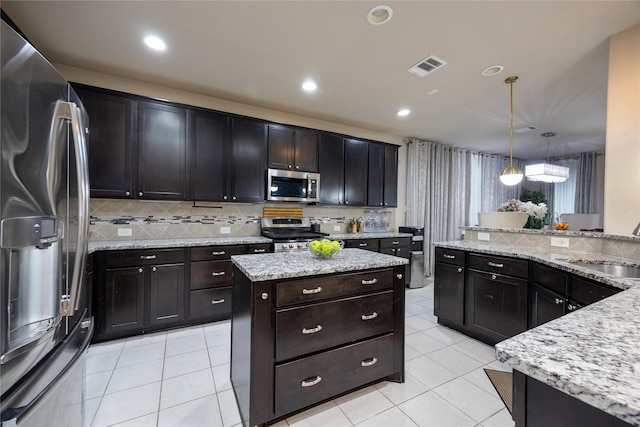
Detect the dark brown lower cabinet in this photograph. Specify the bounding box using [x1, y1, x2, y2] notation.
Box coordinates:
[434, 261, 465, 327]
[513, 371, 631, 427]
[149, 263, 185, 326]
[466, 269, 527, 344]
[231, 265, 405, 427]
[529, 284, 582, 328]
[104, 266, 145, 335]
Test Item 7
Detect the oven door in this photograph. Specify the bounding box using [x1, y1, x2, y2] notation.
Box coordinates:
[267, 169, 319, 202]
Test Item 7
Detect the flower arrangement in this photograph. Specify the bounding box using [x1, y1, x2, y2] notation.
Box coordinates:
[497, 199, 548, 229]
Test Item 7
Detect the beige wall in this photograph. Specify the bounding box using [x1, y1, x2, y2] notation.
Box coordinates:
[57, 64, 409, 230]
[604, 25, 640, 235]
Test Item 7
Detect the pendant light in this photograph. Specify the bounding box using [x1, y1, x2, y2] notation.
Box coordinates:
[500, 76, 524, 186]
[525, 132, 570, 183]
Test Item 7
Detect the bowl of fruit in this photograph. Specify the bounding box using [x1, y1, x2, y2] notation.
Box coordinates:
[554, 222, 569, 230]
[309, 239, 344, 259]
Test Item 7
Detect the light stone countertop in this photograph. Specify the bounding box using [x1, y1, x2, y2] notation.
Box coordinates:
[231, 248, 408, 282]
[88, 236, 272, 253]
[432, 240, 640, 426]
[328, 232, 413, 240]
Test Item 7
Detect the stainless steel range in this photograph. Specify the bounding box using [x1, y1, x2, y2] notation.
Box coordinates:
[261, 217, 327, 252]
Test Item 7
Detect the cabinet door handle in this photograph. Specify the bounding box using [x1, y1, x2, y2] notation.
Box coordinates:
[139, 255, 157, 260]
[396, 274, 403, 280]
[211, 271, 226, 277]
[443, 254, 456, 259]
[211, 251, 226, 256]
[211, 298, 225, 304]
[491, 274, 497, 280]
[302, 325, 323, 334]
[361, 312, 378, 320]
[361, 357, 378, 367]
[253, 248, 267, 253]
[152, 266, 157, 272]
[138, 191, 143, 197]
[487, 262, 504, 268]
[555, 298, 564, 305]
[457, 267, 463, 273]
[568, 303, 578, 311]
[125, 191, 131, 196]
[302, 286, 322, 295]
[361, 278, 378, 285]
[301, 376, 322, 387]
[137, 268, 143, 274]
[358, 242, 368, 247]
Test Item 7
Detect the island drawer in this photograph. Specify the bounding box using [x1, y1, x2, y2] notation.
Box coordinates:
[276, 269, 393, 307]
[246, 243, 271, 254]
[532, 263, 568, 295]
[274, 333, 394, 417]
[344, 239, 379, 251]
[190, 245, 245, 261]
[275, 291, 393, 361]
[469, 253, 528, 278]
[570, 276, 620, 306]
[189, 287, 231, 319]
[106, 248, 184, 267]
[190, 260, 233, 290]
[435, 248, 465, 266]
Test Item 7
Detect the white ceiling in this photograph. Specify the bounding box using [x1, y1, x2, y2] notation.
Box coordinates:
[3, 1, 639, 159]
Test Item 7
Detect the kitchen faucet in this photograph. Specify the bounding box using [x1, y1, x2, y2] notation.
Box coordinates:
[633, 222, 640, 236]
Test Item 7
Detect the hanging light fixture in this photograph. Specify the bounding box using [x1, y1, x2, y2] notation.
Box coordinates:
[500, 76, 524, 186]
[525, 132, 570, 183]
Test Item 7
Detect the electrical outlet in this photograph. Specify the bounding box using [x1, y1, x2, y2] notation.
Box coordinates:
[117, 228, 132, 237]
[550, 237, 569, 248]
[478, 232, 490, 241]
[333, 225, 340, 231]
[220, 226, 231, 234]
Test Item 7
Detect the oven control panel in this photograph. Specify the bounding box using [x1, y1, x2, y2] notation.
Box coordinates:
[275, 240, 311, 253]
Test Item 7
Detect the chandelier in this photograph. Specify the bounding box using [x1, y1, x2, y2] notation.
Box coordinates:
[525, 132, 570, 183]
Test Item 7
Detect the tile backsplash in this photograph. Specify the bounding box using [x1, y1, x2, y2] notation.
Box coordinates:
[89, 199, 397, 241]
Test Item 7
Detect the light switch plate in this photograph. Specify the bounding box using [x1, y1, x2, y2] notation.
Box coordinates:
[220, 226, 231, 234]
[478, 232, 490, 241]
[333, 225, 341, 231]
[117, 228, 132, 237]
[550, 237, 569, 248]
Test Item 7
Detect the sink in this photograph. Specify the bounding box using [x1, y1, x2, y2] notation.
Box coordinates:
[570, 262, 640, 279]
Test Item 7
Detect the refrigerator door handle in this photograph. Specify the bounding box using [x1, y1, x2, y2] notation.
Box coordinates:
[54, 101, 90, 316]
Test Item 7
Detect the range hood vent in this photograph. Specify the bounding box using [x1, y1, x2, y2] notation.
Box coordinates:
[408, 55, 447, 77]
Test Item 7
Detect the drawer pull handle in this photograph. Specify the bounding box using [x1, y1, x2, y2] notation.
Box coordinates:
[211, 251, 226, 256]
[211, 271, 226, 277]
[361, 357, 378, 367]
[361, 278, 378, 285]
[211, 298, 225, 304]
[487, 262, 504, 268]
[253, 248, 267, 253]
[443, 254, 456, 259]
[555, 298, 564, 305]
[139, 255, 157, 260]
[392, 241, 400, 245]
[301, 376, 322, 387]
[358, 242, 368, 247]
[302, 286, 322, 295]
[361, 312, 378, 321]
[302, 325, 323, 334]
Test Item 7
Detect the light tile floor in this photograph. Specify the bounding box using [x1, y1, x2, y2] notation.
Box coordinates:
[84, 278, 515, 427]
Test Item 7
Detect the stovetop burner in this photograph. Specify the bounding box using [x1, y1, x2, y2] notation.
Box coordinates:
[261, 217, 327, 252]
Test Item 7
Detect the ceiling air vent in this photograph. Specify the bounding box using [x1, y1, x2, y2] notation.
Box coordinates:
[407, 55, 447, 77]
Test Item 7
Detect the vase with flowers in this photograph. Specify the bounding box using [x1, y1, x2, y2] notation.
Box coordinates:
[497, 199, 548, 229]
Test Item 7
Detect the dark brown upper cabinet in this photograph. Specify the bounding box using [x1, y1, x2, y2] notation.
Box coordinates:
[75, 86, 136, 198]
[137, 101, 187, 200]
[189, 108, 229, 201]
[228, 117, 267, 203]
[367, 143, 398, 207]
[318, 133, 345, 205]
[343, 138, 368, 206]
[267, 124, 318, 172]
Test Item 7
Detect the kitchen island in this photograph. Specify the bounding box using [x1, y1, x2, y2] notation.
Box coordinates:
[433, 237, 639, 426]
[230, 249, 408, 427]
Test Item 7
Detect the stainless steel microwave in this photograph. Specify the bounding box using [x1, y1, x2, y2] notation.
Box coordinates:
[267, 168, 320, 202]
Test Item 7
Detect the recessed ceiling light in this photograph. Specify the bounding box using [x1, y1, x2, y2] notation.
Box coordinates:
[397, 109, 410, 117]
[481, 65, 504, 76]
[302, 80, 317, 92]
[367, 5, 393, 25]
[144, 35, 167, 51]
[427, 89, 439, 96]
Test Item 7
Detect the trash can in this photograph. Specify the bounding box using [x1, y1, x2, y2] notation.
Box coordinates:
[409, 250, 425, 288]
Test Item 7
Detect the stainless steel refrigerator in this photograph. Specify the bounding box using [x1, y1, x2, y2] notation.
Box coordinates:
[1, 19, 93, 426]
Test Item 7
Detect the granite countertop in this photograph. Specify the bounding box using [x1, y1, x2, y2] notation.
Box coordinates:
[231, 248, 408, 282]
[460, 226, 640, 242]
[328, 232, 413, 240]
[432, 240, 640, 425]
[88, 236, 272, 253]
